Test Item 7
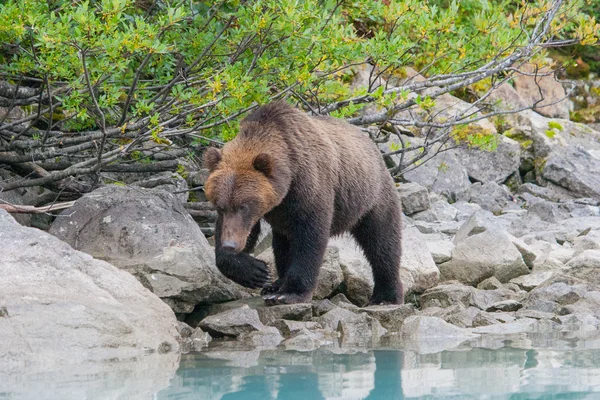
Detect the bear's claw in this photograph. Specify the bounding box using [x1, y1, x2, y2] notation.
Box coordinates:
[262, 292, 311, 306]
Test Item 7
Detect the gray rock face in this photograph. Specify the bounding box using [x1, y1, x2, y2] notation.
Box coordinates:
[513, 64, 569, 119]
[397, 182, 430, 215]
[457, 136, 522, 184]
[439, 212, 529, 285]
[49, 186, 246, 313]
[313, 247, 344, 299]
[542, 147, 600, 198]
[564, 250, 600, 284]
[359, 304, 416, 331]
[400, 316, 478, 353]
[199, 306, 265, 338]
[0, 210, 181, 365]
[458, 182, 517, 214]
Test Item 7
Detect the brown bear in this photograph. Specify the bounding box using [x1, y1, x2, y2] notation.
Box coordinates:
[203, 100, 403, 305]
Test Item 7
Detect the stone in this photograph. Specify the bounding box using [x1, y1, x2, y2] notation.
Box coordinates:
[548, 247, 576, 264]
[470, 289, 515, 311]
[402, 140, 471, 200]
[439, 213, 529, 285]
[510, 271, 556, 291]
[400, 226, 440, 295]
[317, 308, 360, 331]
[486, 300, 523, 312]
[282, 328, 332, 352]
[312, 299, 337, 316]
[487, 82, 529, 112]
[457, 136, 522, 184]
[190, 327, 212, 351]
[453, 201, 482, 221]
[400, 316, 479, 353]
[441, 306, 483, 328]
[359, 304, 416, 331]
[239, 326, 284, 347]
[272, 320, 322, 338]
[513, 63, 569, 119]
[564, 250, 600, 285]
[563, 292, 600, 319]
[256, 303, 313, 326]
[49, 186, 245, 313]
[458, 182, 517, 214]
[426, 239, 454, 264]
[199, 306, 265, 338]
[420, 282, 475, 309]
[333, 227, 439, 304]
[507, 234, 538, 268]
[431, 200, 459, 221]
[573, 230, 600, 256]
[397, 182, 430, 215]
[313, 247, 344, 299]
[338, 313, 386, 346]
[542, 147, 600, 198]
[472, 319, 538, 335]
[0, 210, 181, 365]
[477, 277, 503, 291]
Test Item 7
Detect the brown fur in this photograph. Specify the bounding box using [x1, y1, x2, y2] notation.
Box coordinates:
[204, 100, 403, 305]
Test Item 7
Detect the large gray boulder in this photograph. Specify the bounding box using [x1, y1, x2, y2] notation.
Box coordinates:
[332, 227, 439, 304]
[542, 146, 600, 198]
[457, 136, 521, 184]
[49, 186, 246, 313]
[0, 210, 181, 366]
[439, 211, 529, 285]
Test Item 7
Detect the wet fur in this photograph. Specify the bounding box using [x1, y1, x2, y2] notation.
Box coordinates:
[204, 100, 403, 305]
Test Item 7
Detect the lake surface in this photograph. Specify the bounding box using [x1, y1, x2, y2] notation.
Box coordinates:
[155, 345, 600, 399]
[4, 337, 600, 399]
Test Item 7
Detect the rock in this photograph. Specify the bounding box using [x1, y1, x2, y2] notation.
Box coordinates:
[426, 239, 454, 264]
[515, 309, 556, 320]
[317, 308, 360, 331]
[199, 306, 265, 338]
[472, 319, 538, 335]
[563, 291, 600, 319]
[0, 210, 180, 364]
[420, 282, 475, 309]
[400, 226, 440, 295]
[330, 293, 360, 310]
[240, 326, 284, 347]
[402, 140, 471, 200]
[272, 320, 322, 337]
[313, 247, 344, 299]
[513, 64, 569, 119]
[334, 227, 439, 304]
[564, 250, 600, 284]
[282, 328, 332, 352]
[439, 212, 529, 285]
[338, 313, 386, 346]
[453, 201, 483, 221]
[573, 230, 600, 256]
[457, 182, 518, 214]
[470, 289, 515, 311]
[486, 300, 523, 312]
[49, 186, 245, 313]
[400, 316, 478, 353]
[542, 147, 600, 198]
[549, 247, 576, 264]
[488, 82, 529, 111]
[190, 327, 212, 351]
[256, 303, 313, 326]
[507, 234, 538, 268]
[457, 136, 521, 184]
[359, 304, 416, 331]
[477, 277, 503, 290]
[313, 299, 338, 316]
[510, 271, 556, 291]
[397, 182, 430, 215]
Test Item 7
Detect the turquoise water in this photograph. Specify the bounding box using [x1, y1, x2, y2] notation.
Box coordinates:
[156, 346, 600, 399]
[4, 342, 600, 399]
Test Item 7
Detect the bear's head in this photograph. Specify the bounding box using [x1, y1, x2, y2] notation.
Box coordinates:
[203, 143, 290, 252]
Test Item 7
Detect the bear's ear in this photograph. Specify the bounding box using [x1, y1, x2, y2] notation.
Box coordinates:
[203, 147, 222, 172]
[253, 153, 272, 177]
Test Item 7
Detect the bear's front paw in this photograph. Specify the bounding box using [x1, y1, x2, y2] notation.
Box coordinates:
[216, 251, 270, 289]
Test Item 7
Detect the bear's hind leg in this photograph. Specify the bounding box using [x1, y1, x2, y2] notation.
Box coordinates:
[352, 204, 403, 305]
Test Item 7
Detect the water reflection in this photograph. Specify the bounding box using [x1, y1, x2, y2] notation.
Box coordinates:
[157, 346, 600, 399]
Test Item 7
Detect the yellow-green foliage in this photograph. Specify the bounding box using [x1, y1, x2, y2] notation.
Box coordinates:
[0, 0, 596, 143]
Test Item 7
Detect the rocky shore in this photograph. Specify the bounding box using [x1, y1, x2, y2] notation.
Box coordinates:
[1, 69, 600, 366]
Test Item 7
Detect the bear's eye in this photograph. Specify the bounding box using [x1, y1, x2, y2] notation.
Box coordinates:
[239, 204, 249, 213]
